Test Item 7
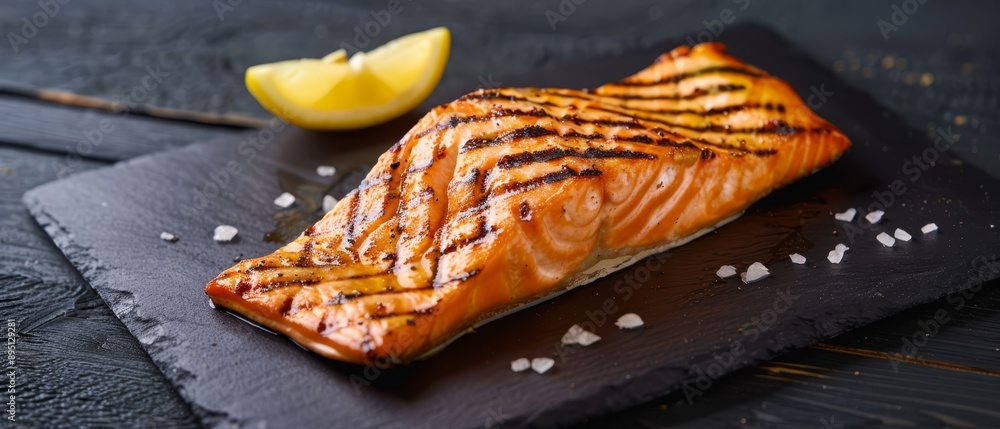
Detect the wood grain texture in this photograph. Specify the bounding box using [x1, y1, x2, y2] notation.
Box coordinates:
[21, 26, 1000, 428]
[0, 147, 198, 428]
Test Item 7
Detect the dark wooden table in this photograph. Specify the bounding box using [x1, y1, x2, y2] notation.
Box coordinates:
[1, 1, 998, 427]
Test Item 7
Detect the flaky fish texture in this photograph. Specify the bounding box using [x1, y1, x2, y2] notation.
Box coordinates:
[206, 43, 851, 364]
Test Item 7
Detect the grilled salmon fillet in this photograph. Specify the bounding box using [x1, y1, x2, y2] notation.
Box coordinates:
[206, 43, 851, 364]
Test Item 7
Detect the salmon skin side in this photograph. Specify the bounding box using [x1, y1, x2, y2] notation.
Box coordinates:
[205, 43, 851, 365]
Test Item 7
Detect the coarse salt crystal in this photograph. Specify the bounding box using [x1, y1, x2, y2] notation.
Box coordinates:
[561, 324, 601, 346]
[273, 192, 296, 208]
[876, 232, 895, 247]
[921, 223, 938, 234]
[511, 358, 530, 372]
[615, 313, 644, 329]
[828, 244, 849, 264]
[789, 253, 806, 264]
[531, 357, 555, 374]
[834, 208, 857, 222]
[741, 262, 769, 284]
[213, 225, 238, 242]
[865, 210, 884, 224]
[316, 165, 337, 177]
[160, 232, 178, 242]
[716, 265, 737, 279]
[322, 195, 338, 213]
[894, 228, 912, 241]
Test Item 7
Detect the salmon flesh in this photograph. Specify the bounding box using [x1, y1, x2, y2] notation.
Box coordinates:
[205, 43, 851, 364]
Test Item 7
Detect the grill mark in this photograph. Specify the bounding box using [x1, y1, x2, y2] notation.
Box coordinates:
[497, 147, 657, 169]
[415, 108, 549, 139]
[441, 217, 488, 254]
[367, 308, 437, 320]
[584, 104, 804, 135]
[319, 286, 436, 306]
[297, 240, 315, 267]
[470, 87, 762, 116]
[612, 65, 762, 87]
[496, 165, 601, 195]
[461, 125, 556, 153]
[592, 83, 746, 100]
[433, 268, 483, 289]
[421, 105, 788, 155]
[343, 191, 360, 252]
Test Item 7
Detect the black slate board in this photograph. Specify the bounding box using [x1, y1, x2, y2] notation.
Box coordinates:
[24, 26, 1000, 428]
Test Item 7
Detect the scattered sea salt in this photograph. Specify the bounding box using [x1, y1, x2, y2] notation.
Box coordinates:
[273, 192, 296, 208]
[834, 208, 857, 222]
[615, 313, 644, 329]
[865, 210, 884, 224]
[561, 324, 601, 346]
[316, 165, 337, 177]
[827, 244, 849, 264]
[511, 358, 531, 373]
[159, 232, 178, 243]
[741, 262, 769, 284]
[213, 225, 238, 242]
[716, 265, 737, 279]
[876, 232, 895, 247]
[322, 195, 338, 213]
[921, 223, 938, 234]
[531, 357, 555, 374]
[789, 253, 806, 264]
[894, 228, 912, 242]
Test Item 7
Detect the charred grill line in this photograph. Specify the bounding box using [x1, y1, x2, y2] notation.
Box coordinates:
[611, 65, 762, 86]
[496, 147, 657, 169]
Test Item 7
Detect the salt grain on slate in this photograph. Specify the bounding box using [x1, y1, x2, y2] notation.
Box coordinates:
[615, 313, 644, 329]
[716, 265, 737, 279]
[322, 195, 338, 213]
[740, 262, 769, 284]
[834, 208, 857, 222]
[561, 324, 601, 346]
[827, 243, 849, 264]
[510, 358, 530, 373]
[876, 232, 895, 247]
[894, 228, 912, 241]
[922, 223, 938, 234]
[531, 357, 554, 374]
[865, 210, 884, 224]
[213, 225, 238, 242]
[159, 232, 179, 243]
[789, 253, 806, 264]
[273, 192, 296, 208]
[316, 165, 337, 177]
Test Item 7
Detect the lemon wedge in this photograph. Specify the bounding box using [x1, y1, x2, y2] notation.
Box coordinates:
[246, 27, 450, 130]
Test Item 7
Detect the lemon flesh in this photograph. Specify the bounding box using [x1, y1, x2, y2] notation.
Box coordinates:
[246, 27, 450, 130]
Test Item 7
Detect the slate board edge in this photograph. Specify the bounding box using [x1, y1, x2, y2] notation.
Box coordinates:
[21, 24, 1000, 428]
